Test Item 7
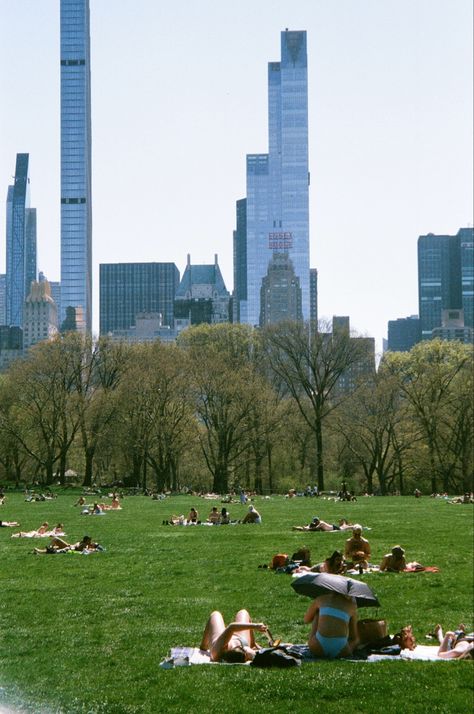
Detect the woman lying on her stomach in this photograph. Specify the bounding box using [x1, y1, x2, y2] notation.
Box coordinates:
[305, 592, 359, 659]
[200, 609, 269, 662]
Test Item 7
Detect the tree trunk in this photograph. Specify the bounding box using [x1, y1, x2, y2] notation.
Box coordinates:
[267, 445, 274, 494]
[45, 457, 55, 485]
[83, 447, 95, 487]
[315, 420, 324, 491]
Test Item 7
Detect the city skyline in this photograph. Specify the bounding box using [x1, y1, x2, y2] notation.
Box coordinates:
[0, 1, 472, 351]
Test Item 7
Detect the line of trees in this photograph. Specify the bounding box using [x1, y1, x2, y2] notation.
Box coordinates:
[0, 323, 472, 495]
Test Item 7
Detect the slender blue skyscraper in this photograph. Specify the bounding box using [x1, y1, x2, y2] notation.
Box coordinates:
[60, 0, 92, 333]
[5, 153, 37, 327]
[237, 30, 310, 326]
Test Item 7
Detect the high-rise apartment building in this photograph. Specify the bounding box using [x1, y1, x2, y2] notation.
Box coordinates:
[310, 268, 318, 325]
[236, 30, 310, 326]
[387, 315, 421, 352]
[459, 227, 474, 328]
[23, 280, 59, 350]
[0, 274, 6, 324]
[99, 263, 180, 335]
[5, 154, 37, 328]
[232, 198, 247, 323]
[174, 254, 231, 328]
[259, 253, 302, 326]
[418, 228, 473, 339]
[39, 272, 61, 319]
[60, 0, 92, 333]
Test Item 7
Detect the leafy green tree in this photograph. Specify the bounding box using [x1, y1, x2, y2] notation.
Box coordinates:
[115, 341, 195, 491]
[334, 373, 410, 494]
[263, 320, 373, 491]
[1, 337, 81, 484]
[180, 324, 262, 493]
[382, 340, 473, 493]
[71, 337, 129, 487]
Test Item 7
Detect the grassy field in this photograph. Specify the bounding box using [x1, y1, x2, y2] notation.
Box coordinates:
[0, 491, 472, 713]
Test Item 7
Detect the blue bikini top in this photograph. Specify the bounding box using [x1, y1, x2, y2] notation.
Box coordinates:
[319, 607, 351, 623]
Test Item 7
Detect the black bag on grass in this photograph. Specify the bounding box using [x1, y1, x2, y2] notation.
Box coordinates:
[251, 646, 302, 668]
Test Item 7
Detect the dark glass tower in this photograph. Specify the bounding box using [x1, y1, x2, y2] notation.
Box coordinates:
[5, 154, 37, 327]
[418, 232, 463, 339]
[99, 263, 180, 335]
[60, 0, 92, 333]
[459, 227, 474, 328]
[232, 198, 247, 323]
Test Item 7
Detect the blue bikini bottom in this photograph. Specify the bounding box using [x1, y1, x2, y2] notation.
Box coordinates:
[315, 632, 348, 658]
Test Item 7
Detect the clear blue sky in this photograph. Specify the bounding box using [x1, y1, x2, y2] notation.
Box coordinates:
[1, 0, 472, 351]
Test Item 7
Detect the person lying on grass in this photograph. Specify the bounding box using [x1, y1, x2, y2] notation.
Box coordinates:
[344, 525, 371, 569]
[33, 535, 103, 554]
[304, 592, 359, 659]
[200, 609, 270, 662]
[11, 522, 64, 538]
[380, 545, 406, 572]
[0, 520, 20, 527]
[295, 550, 347, 575]
[435, 624, 474, 659]
[293, 517, 355, 532]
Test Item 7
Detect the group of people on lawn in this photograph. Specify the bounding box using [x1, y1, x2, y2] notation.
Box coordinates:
[200, 520, 473, 662]
[2, 491, 471, 662]
[166, 504, 262, 526]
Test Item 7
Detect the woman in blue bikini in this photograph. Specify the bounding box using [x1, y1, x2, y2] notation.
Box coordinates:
[304, 592, 359, 659]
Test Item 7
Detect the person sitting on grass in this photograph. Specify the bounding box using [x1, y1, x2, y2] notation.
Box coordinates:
[435, 624, 474, 659]
[200, 609, 269, 662]
[242, 505, 262, 524]
[208, 507, 221, 524]
[380, 545, 407, 572]
[295, 550, 347, 575]
[187, 507, 199, 523]
[33, 535, 102, 555]
[0, 520, 20, 527]
[304, 592, 359, 659]
[220, 507, 230, 524]
[344, 525, 371, 569]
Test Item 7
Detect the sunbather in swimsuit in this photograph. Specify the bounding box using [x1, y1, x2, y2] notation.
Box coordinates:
[200, 609, 269, 662]
[305, 593, 359, 659]
[314, 608, 351, 657]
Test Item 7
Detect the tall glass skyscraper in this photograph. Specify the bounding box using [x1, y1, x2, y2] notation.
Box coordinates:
[5, 153, 37, 328]
[60, 0, 92, 333]
[236, 30, 310, 326]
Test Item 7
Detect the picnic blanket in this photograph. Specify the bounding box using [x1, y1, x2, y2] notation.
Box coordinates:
[160, 644, 448, 668]
[368, 645, 448, 661]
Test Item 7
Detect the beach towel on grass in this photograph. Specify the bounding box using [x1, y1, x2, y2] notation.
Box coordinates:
[160, 645, 452, 667]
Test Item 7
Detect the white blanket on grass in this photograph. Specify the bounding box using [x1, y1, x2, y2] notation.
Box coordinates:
[160, 644, 447, 668]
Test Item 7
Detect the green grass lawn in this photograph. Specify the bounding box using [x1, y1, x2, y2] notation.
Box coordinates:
[0, 492, 472, 713]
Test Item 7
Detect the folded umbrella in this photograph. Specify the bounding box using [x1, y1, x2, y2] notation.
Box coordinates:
[291, 572, 380, 608]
